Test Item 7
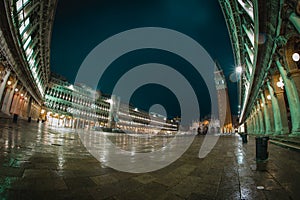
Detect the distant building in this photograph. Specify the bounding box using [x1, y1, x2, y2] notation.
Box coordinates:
[44, 74, 178, 133]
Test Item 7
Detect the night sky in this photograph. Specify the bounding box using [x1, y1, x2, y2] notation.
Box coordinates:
[50, 0, 237, 119]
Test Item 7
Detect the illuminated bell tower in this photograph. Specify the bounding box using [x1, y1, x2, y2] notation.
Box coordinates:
[214, 62, 233, 133]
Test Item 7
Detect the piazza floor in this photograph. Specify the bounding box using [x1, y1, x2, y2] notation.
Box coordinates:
[0, 118, 299, 200]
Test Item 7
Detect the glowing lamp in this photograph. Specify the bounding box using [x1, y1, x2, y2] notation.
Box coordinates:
[292, 52, 300, 62]
[276, 76, 284, 89]
[236, 66, 243, 73]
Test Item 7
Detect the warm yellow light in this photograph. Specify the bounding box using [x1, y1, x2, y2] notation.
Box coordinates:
[7, 81, 12, 86]
[41, 109, 45, 114]
[261, 103, 264, 107]
[267, 95, 271, 100]
[276, 81, 284, 89]
[276, 76, 284, 89]
[15, 88, 18, 92]
[20, 93, 24, 97]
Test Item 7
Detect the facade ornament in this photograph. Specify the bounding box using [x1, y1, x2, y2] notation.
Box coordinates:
[274, 35, 288, 47]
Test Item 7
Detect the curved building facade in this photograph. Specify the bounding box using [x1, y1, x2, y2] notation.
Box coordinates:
[0, 0, 57, 121]
[220, 0, 300, 136]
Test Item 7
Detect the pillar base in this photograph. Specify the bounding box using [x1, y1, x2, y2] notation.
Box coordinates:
[266, 131, 274, 135]
[289, 131, 300, 137]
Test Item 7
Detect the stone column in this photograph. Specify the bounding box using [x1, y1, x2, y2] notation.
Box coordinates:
[261, 92, 272, 134]
[10, 87, 24, 115]
[71, 118, 75, 129]
[254, 110, 259, 134]
[276, 60, 300, 135]
[289, 68, 300, 103]
[0, 70, 10, 103]
[247, 117, 251, 133]
[249, 118, 253, 133]
[27, 97, 32, 120]
[257, 101, 265, 134]
[1, 88, 11, 113]
[252, 111, 256, 133]
[3, 80, 18, 114]
[249, 117, 253, 133]
[264, 90, 275, 134]
[251, 116, 255, 133]
[10, 93, 20, 115]
[267, 80, 289, 134]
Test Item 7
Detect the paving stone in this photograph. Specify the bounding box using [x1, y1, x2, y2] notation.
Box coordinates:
[64, 177, 97, 189]
[137, 182, 168, 199]
[132, 174, 156, 184]
[22, 169, 52, 179]
[0, 166, 24, 177]
[114, 189, 152, 200]
[157, 192, 184, 200]
[216, 188, 241, 200]
[90, 174, 119, 185]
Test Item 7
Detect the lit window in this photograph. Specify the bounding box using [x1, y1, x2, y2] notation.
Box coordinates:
[16, 0, 23, 11]
[19, 24, 25, 34]
[18, 11, 24, 21]
[25, 18, 30, 27]
[25, 46, 33, 58]
[23, 36, 31, 50]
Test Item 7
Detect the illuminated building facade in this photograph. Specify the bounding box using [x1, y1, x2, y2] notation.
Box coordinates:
[220, 0, 300, 136]
[45, 74, 178, 133]
[44, 73, 110, 128]
[0, 0, 57, 121]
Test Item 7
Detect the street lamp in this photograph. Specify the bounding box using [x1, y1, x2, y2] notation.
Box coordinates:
[292, 52, 300, 62]
[7, 80, 12, 86]
[267, 95, 271, 100]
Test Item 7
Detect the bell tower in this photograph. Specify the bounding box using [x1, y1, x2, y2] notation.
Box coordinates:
[214, 62, 233, 133]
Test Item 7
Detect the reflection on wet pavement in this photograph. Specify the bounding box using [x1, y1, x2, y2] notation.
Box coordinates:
[0, 118, 299, 199]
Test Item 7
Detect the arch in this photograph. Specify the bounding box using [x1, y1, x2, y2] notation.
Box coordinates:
[284, 35, 300, 71]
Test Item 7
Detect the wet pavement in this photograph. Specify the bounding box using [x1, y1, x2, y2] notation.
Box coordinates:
[0, 118, 299, 200]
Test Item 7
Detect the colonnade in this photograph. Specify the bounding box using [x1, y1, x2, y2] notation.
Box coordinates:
[0, 65, 41, 121]
[246, 47, 300, 136]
